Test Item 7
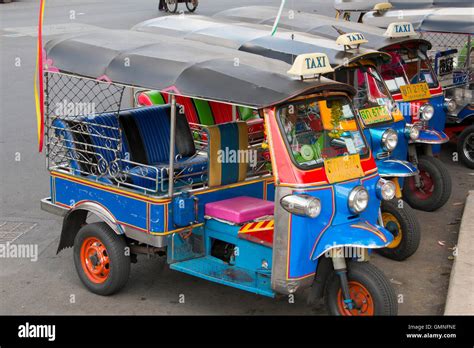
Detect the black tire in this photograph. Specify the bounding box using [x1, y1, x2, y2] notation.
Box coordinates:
[165, 0, 178, 13]
[185, 0, 198, 12]
[377, 199, 421, 261]
[73, 222, 130, 296]
[457, 125, 474, 169]
[325, 261, 397, 316]
[402, 155, 452, 211]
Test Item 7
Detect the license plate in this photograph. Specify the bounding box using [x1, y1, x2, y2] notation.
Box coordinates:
[399, 82, 431, 101]
[438, 56, 454, 76]
[324, 154, 365, 184]
[358, 106, 393, 126]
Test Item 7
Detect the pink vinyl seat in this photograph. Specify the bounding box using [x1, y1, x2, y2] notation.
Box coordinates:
[205, 196, 274, 224]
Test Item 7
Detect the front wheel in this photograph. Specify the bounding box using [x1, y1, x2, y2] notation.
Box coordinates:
[325, 261, 397, 316]
[377, 199, 421, 261]
[185, 0, 198, 12]
[457, 125, 474, 169]
[403, 155, 452, 211]
[73, 222, 130, 296]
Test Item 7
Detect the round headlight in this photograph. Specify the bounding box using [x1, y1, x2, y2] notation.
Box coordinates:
[281, 194, 321, 218]
[348, 186, 369, 214]
[419, 103, 434, 121]
[376, 179, 396, 201]
[405, 124, 420, 140]
[305, 198, 322, 218]
[381, 128, 398, 152]
[444, 98, 457, 113]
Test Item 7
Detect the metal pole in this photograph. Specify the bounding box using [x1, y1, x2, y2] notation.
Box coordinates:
[466, 34, 471, 89]
[232, 104, 237, 121]
[168, 94, 176, 197]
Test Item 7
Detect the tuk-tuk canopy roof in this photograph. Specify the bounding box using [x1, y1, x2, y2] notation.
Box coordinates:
[214, 6, 432, 50]
[363, 7, 474, 34]
[334, 0, 473, 11]
[44, 29, 355, 109]
[133, 16, 390, 68]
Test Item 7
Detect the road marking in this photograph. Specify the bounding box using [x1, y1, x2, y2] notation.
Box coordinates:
[0, 221, 38, 243]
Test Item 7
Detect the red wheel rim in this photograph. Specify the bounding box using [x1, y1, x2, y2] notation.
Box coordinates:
[80, 237, 110, 284]
[407, 170, 434, 200]
[337, 281, 375, 316]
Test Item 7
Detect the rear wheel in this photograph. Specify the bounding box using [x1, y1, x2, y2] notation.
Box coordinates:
[165, 0, 178, 13]
[377, 199, 421, 261]
[458, 125, 474, 169]
[185, 0, 198, 12]
[73, 222, 130, 296]
[403, 155, 451, 211]
[325, 261, 397, 316]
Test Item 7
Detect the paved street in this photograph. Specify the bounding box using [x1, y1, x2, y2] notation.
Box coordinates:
[0, 0, 473, 315]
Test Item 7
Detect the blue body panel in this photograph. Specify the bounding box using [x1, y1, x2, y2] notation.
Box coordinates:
[397, 94, 447, 154]
[457, 104, 474, 122]
[286, 174, 393, 279]
[414, 128, 449, 144]
[375, 158, 418, 177]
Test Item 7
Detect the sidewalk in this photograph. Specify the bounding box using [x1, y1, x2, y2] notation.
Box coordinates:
[444, 190, 474, 315]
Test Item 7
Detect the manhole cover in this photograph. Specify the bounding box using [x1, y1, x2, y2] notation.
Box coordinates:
[0, 221, 38, 243]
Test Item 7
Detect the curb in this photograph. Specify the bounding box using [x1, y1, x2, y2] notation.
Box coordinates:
[444, 190, 474, 315]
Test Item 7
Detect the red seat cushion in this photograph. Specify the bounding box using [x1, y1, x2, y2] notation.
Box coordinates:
[205, 196, 274, 224]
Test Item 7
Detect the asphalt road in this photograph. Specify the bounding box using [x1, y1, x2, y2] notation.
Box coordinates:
[0, 0, 473, 315]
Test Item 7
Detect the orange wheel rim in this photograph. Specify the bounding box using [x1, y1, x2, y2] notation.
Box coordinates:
[382, 212, 402, 248]
[80, 237, 110, 284]
[337, 281, 375, 316]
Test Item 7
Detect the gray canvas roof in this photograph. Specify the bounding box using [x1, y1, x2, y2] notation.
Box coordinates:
[133, 16, 390, 68]
[335, 0, 473, 11]
[44, 29, 355, 109]
[214, 6, 431, 50]
[363, 7, 474, 34]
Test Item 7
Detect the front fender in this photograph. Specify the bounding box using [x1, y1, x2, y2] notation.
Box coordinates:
[376, 158, 418, 178]
[410, 128, 449, 145]
[311, 220, 393, 260]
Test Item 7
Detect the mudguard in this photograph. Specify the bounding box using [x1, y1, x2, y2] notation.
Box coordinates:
[411, 128, 449, 145]
[311, 220, 393, 260]
[376, 158, 418, 178]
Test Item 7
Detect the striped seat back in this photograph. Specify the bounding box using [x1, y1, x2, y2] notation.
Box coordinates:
[206, 122, 248, 187]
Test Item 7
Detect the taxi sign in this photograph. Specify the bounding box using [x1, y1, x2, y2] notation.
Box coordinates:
[384, 22, 418, 38]
[287, 53, 334, 79]
[399, 82, 431, 101]
[359, 106, 393, 126]
[336, 33, 368, 48]
[373, 2, 393, 12]
[324, 154, 365, 184]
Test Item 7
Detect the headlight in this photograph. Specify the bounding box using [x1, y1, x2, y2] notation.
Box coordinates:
[381, 128, 398, 152]
[419, 103, 434, 121]
[376, 179, 396, 201]
[405, 124, 420, 140]
[443, 98, 457, 113]
[348, 186, 369, 214]
[281, 194, 321, 218]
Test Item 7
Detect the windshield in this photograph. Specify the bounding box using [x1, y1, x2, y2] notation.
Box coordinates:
[381, 49, 439, 93]
[277, 96, 369, 169]
[335, 66, 396, 126]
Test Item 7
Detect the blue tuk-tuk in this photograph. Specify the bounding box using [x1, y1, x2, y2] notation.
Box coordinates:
[214, 6, 452, 212]
[363, 7, 474, 168]
[132, 15, 422, 261]
[40, 28, 398, 315]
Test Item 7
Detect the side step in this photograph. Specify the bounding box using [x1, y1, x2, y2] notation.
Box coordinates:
[170, 256, 274, 298]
